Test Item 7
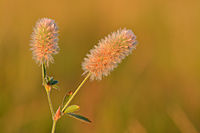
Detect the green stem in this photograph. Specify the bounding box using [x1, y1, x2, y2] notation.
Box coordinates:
[51, 120, 56, 133]
[62, 72, 91, 112]
[42, 63, 55, 117]
[42, 63, 56, 132]
[42, 63, 46, 85]
[46, 90, 55, 118]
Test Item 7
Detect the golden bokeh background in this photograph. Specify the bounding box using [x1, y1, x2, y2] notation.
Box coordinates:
[0, 0, 200, 132]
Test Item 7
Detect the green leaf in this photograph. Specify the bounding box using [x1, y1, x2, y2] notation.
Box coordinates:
[62, 91, 73, 107]
[49, 77, 54, 83]
[64, 105, 80, 114]
[52, 85, 59, 90]
[46, 76, 58, 86]
[67, 113, 91, 123]
[49, 80, 58, 85]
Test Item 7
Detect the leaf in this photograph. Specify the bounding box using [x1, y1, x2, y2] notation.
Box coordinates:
[62, 91, 73, 107]
[52, 85, 59, 90]
[49, 80, 58, 85]
[49, 77, 54, 83]
[64, 105, 80, 114]
[67, 113, 91, 123]
[46, 76, 58, 86]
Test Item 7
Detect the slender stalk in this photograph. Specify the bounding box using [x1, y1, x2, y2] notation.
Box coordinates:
[42, 63, 56, 132]
[42, 63, 45, 84]
[42, 63, 55, 117]
[62, 72, 91, 112]
[51, 120, 56, 133]
[46, 90, 55, 118]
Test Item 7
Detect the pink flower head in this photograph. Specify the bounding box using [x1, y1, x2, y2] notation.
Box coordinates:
[30, 18, 59, 66]
[82, 28, 137, 80]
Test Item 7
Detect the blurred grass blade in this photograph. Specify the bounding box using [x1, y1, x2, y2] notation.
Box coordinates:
[67, 113, 91, 123]
[62, 91, 73, 108]
[64, 105, 80, 114]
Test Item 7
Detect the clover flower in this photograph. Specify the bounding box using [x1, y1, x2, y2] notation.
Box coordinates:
[30, 18, 59, 66]
[82, 28, 137, 80]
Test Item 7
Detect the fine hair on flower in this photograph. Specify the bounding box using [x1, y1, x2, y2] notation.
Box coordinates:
[82, 28, 137, 80]
[30, 18, 59, 66]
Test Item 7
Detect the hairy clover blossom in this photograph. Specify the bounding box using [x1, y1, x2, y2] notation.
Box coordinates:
[30, 18, 59, 66]
[82, 28, 137, 80]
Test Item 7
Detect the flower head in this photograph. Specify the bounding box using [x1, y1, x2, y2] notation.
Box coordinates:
[30, 18, 59, 66]
[82, 28, 137, 80]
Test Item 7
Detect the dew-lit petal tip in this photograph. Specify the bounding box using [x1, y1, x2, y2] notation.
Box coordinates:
[30, 18, 59, 66]
[82, 28, 137, 80]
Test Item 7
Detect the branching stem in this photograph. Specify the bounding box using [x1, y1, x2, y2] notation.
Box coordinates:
[62, 72, 91, 112]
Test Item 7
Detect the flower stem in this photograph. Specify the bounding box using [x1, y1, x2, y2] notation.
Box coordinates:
[46, 90, 55, 118]
[42, 63, 46, 84]
[62, 72, 91, 112]
[51, 120, 57, 133]
[42, 63, 55, 117]
[42, 63, 56, 132]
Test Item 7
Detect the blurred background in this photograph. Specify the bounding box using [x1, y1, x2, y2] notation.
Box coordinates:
[0, 0, 200, 132]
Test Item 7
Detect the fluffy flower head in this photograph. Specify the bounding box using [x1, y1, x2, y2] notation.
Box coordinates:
[82, 28, 137, 80]
[30, 18, 59, 66]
